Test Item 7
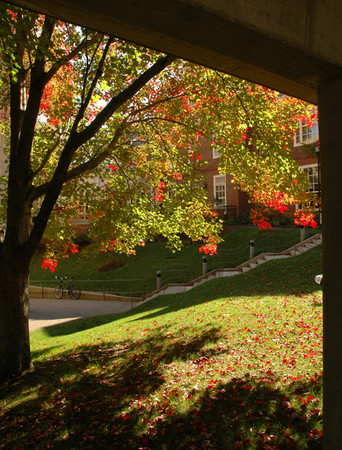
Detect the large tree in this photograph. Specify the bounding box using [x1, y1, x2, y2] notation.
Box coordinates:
[0, 3, 315, 382]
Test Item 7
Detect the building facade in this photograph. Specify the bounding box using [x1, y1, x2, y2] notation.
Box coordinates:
[198, 139, 250, 219]
[200, 121, 320, 221]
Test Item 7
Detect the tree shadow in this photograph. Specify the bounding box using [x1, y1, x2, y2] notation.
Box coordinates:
[38, 245, 322, 338]
[35, 314, 115, 337]
[142, 374, 323, 449]
[126, 245, 322, 324]
[2, 326, 221, 448]
[2, 321, 322, 449]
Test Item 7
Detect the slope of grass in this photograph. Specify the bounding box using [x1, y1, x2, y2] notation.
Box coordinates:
[29, 227, 319, 297]
[2, 245, 323, 448]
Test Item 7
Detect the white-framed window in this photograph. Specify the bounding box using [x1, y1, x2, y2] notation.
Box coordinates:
[294, 120, 319, 146]
[132, 133, 148, 146]
[302, 164, 319, 193]
[212, 146, 219, 159]
[167, 187, 174, 199]
[213, 175, 226, 207]
[210, 133, 219, 159]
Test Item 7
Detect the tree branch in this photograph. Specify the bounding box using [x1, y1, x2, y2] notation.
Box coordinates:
[70, 35, 113, 134]
[29, 120, 127, 201]
[43, 32, 103, 86]
[15, 16, 56, 167]
[74, 54, 177, 148]
[29, 54, 177, 200]
[31, 132, 61, 178]
[26, 54, 176, 256]
[125, 89, 197, 118]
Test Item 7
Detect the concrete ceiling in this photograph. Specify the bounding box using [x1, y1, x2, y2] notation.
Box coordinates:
[7, 0, 342, 104]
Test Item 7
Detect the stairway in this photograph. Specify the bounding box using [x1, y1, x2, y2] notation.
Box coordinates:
[143, 233, 322, 302]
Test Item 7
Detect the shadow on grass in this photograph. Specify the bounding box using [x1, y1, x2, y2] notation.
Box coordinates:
[139, 375, 323, 449]
[125, 246, 323, 324]
[2, 326, 221, 447]
[2, 322, 322, 449]
[38, 245, 322, 339]
[36, 314, 116, 338]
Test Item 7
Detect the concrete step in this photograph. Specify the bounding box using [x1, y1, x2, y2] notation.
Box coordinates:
[304, 242, 316, 248]
[264, 254, 277, 261]
[140, 233, 322, 302]
[257, 257, 268, 265]
[217, 270, 241, 277]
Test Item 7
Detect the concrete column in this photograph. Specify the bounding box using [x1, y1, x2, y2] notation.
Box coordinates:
[318, 77, 342, 449]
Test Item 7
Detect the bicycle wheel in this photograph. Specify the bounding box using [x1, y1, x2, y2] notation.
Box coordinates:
[55, 285, 63, 299]
[69, 285, 81, 300]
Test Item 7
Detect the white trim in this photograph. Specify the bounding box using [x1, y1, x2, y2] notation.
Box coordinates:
[300, 163, 319, 193]
[294, 120, 319, 147]
[213, 174, 226, 207]
[212, 146, 219, 159]
[300, 163, 318, 169]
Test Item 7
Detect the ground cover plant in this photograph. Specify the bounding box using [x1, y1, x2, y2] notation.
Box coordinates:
[1, 244, 323, 448]
[29, 228, 318, 297]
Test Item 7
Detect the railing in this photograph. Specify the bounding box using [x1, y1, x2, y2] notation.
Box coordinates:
[29, 278, 152, 299]
[31, 228, 320, 299]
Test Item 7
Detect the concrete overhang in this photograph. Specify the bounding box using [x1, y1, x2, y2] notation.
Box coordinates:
[7, 0, 342, 104]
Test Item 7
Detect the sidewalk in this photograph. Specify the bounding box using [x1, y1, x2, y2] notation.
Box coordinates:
[29, 297, 140, 331]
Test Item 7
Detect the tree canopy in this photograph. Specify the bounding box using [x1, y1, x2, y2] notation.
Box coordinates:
[0, 4, 317, 266]
[0, 2, 319, 382]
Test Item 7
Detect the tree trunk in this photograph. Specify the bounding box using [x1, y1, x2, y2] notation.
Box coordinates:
[0, 248, 32, 383]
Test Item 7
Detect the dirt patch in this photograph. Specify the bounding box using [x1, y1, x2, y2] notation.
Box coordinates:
[98, 261, 126, 272]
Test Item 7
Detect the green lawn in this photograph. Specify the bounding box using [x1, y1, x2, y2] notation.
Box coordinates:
[29, 227, 318, 298]
[2, 244, 323, 448]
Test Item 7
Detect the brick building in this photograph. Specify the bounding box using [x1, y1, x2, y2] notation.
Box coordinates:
[0, 119, 320, 231]
[198, 139, 250, 219]
[293, 120, 320, 195]
[200, 120, 320, 221]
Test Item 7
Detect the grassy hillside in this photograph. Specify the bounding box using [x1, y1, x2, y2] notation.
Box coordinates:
[29, 228, 318, 297]
[2, 245, 323, 448]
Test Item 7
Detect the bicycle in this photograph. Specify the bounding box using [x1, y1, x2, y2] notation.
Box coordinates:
[55, 276, 81, 299]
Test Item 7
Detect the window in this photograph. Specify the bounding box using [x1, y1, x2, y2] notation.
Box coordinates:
[130, 133, 148, 147]
[213, 175, 226, 207]
[210, 133, 219, 158]
[212, 146, 219, 159]
[294, 120, 319, 146]
[167, 188, 174, 199]
[302, 165, 319, 193]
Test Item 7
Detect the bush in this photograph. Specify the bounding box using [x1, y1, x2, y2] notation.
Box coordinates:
[225, 210, 294, 228]
[73, 233, 92, 246]
[225, 211, 252, 226]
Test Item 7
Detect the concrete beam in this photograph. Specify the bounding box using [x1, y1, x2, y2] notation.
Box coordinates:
[9, 0, 342, 104]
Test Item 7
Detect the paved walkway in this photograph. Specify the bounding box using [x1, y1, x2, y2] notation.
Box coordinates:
[29, 297, 140, 331]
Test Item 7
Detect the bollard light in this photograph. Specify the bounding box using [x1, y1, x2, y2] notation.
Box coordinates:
[156, 270, 162, 289]
[315, 274, 323, 285]
[249, 240, 255, 259]
[202, 255, 208, 275]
